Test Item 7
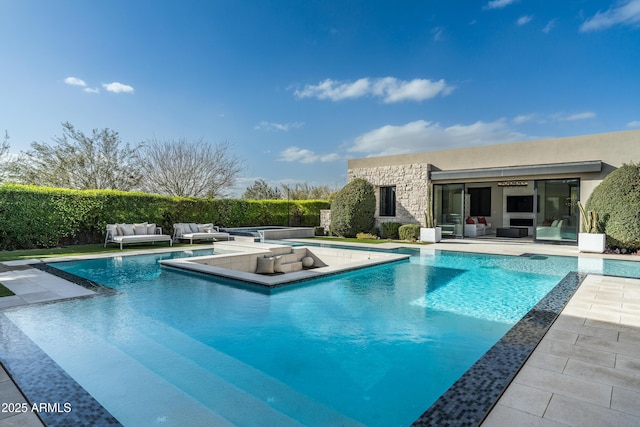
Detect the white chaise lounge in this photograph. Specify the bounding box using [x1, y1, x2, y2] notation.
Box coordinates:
[173, 223, 231, 244]
[105, 222, 172, 250]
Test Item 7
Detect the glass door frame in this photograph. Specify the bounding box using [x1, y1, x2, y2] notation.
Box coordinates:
[533, 178, 580, 244]
[433, 183, 465, 238]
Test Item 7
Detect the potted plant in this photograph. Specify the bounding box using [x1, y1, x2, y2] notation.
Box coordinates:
[420, 183, 442, 243]
[578, 202, 606, 253]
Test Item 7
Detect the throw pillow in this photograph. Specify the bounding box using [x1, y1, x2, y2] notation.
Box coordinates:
[256, 256, 275, 274]
[117, 223, 135, 236]
[188, 223, 199, 233]
[465, 217, 475, 224]
[147, 223, 157, 235]
[197, 224, 215, 233]
[478, 217, 487, 225]
[133, 222, 148, 235]
[273, 255, 283, 273]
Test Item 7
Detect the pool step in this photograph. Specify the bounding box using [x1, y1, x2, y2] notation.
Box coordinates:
[16, 305, 364, 427]
[6, 310, 236, 427]
[281, 261, 303, 272]
[136, 314, 364, 426]
[278, 247, 307, 272]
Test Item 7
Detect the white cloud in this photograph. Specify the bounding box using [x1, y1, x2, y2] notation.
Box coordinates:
[102, 82, 135, 94]
[64, 77, 87, 87]
[517, 15, 533, 26]
[542, 18, 557, 33]
[431, 27, 445, 41]
[347, 119, 526, 157]
[627, 120, 640, 128]
[278, 147, 342, 164]
[83, 87, 100, 94]
[294, 77, 453, 103]
[484, 0, 518, 10]
[294, 78, 369, 101]
[255, 121, 304, 131]
[580, 0, 640, 32]
[512, 113, 537, 124]
[563, 111, 596, 121]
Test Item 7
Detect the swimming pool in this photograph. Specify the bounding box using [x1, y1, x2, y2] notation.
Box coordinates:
[2, 249, 640, 426]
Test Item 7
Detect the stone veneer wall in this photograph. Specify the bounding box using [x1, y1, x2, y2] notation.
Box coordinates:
[348, 163, 430, 227]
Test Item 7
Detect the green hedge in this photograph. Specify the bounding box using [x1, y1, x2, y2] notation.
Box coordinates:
[0, 184, 328, 250]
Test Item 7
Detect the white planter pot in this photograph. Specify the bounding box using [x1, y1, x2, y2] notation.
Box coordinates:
[578, 233, 606, 253]
[420, 227, 442, 243]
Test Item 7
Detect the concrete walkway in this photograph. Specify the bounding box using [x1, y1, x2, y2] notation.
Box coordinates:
[482, 274, 640, 426]
[0, 263, 92, 427]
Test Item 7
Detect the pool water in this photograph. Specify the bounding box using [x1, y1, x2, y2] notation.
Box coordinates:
[4, 249, 638, 426]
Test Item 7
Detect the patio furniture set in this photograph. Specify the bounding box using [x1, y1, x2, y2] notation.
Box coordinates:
[104, 222, 231, 250]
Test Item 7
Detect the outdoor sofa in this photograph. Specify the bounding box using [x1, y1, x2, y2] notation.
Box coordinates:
[464, 216, 492, 237]
[105, 222, 173, 250]
[173, 223, 231, 244]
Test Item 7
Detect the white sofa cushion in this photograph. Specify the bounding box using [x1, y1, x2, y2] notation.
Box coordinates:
[133, 222, 148, 235]
[117, 223, 135, 236]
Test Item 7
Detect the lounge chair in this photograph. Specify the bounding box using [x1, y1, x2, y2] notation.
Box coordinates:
[173, 223, 231, 244]
[105, 223, 173, 250]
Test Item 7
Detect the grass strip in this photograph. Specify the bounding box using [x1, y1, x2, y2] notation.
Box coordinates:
[0, 242, 199, 262]
[0, 282, 15, 297]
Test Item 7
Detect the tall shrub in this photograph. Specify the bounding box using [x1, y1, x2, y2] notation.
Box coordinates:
[329, 178, 375, 237]
[586, 162, 640, 251]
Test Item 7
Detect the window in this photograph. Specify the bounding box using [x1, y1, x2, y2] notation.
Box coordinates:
[379, 186, 396, 216]
[468, 187, 491, 217]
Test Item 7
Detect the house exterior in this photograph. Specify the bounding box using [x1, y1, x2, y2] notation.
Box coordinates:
[347, 129, 640, 244]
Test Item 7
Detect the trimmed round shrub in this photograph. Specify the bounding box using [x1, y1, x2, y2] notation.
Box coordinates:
[329, 178, 375, 237]
[380, 221, 401, 239]
[399, 224, 420, 241]
[586, 162, 640, 251]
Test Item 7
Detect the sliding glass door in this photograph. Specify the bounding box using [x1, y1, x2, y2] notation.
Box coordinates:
[434, 183, 465, 238]
[534, 179, 579, 243]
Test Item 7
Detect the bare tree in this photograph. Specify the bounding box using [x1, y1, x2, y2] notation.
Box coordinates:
[0, 131, 10, 182]
[281, 182, 333, 199]
[138, 138, 243, 198]
[7, 122, 142, 190]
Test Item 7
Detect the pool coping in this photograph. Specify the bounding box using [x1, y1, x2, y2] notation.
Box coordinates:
[0, 245, 630, 426]
[160, 244, 411, 288]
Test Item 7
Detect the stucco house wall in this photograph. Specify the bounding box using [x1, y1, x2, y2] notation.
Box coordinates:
[347, 130, 640, 228]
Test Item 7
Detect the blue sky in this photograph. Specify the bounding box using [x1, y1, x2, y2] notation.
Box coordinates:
[2, 1, 639, 196]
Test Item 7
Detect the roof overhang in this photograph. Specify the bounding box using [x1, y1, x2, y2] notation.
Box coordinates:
[430, 160, 602, 181]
